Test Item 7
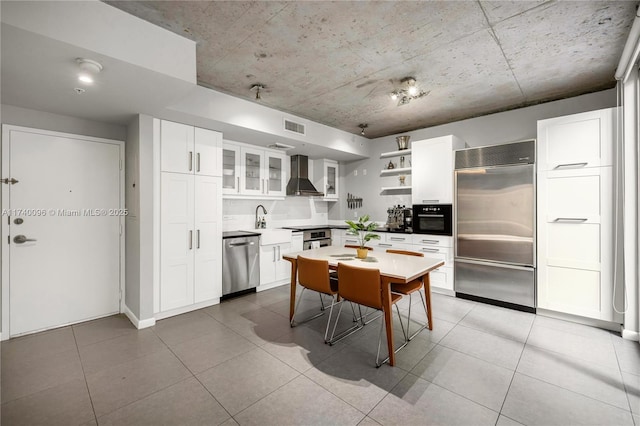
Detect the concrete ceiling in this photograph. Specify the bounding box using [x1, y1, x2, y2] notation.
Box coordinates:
[105, 0, 637, 139]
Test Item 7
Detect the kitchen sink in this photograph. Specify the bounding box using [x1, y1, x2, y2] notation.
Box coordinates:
[243, 228, 292, 245]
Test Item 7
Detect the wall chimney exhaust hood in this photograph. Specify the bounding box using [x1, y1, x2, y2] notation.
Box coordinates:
[286, 155, 324, 196]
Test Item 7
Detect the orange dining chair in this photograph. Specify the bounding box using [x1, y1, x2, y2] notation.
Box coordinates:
[328, 262, 407, 367]
[290, 256, 339, 342]
[386, 249, 431, 341]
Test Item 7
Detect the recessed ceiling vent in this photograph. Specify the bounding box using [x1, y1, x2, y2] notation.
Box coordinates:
[284, 119, 305, 135]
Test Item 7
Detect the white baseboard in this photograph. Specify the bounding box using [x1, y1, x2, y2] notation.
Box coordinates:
[621, 328, 640, 341]
[154, 298, 220, 321]
[123, 304, 156, 329]
[536, 308, 622, 332]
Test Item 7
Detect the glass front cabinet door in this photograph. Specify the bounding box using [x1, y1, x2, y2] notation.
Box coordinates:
[222, 144, 241, 194]
[266, 152, 286, 197]
[325, 161, 338, 199]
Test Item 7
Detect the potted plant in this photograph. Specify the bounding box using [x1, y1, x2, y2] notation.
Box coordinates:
[345, 214, 381, 259]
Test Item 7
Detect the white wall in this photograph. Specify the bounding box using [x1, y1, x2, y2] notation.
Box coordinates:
[340, 89, 617, 224]
[1, 104, 126, 141]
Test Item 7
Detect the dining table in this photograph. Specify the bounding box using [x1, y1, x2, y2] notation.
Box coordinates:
[282, 245, 444, 366]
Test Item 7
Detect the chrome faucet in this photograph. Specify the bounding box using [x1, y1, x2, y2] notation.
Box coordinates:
[255, 204, 267, 229]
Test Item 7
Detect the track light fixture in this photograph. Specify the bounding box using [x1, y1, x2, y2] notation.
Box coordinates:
[358, 123, 368, 136]
[390, 77, 429, 106]
[250, 84, 265, 100]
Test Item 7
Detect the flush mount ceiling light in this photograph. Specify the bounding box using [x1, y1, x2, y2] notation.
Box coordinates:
[358, 123, 368, 136]
[76, 58, 103, 84]
[389, 77, 429, 106]
[251, 84, 265, 100]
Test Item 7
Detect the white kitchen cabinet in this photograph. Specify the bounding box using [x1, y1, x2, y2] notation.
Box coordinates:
[411, 234, 454, 294]
[537, 109, 620, 323]
[411, 135, 465, 205]
[291, 232, 304, 252]
[223, 141, 287, 198]
[160, 120, 222, 176]
[314, 159, 339, 200]
[537, 108, 615, 171]
[160, 173, 222, 312]
[259, 242, 292, 286]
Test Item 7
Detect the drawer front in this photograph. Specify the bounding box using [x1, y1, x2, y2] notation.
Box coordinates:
[384, 234, 412, 244]
[410, 234, 453, 247]
[429, 266, 453, 293]
[411, 245, 452, 265]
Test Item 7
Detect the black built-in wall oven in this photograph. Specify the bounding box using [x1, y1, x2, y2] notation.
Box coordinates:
[412, 204, 453, 236]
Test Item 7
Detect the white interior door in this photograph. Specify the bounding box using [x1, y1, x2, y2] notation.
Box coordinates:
[2, 126, 123, 337]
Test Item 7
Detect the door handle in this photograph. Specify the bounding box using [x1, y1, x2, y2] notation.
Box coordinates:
[189, 230, 193, 250]
[196, 153, 201, 172]
[197, 229, 200, 249]
[188, 151, 193, 171]
[237, 177, 240, 193]
[554, 217, 588, 223]
[13, 235, 36, 244]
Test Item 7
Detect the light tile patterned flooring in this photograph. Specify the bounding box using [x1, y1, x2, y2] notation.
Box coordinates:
[2, 285, 639, 425]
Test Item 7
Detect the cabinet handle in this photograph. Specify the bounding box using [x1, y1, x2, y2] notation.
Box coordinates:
[553, 217, 588, 223]
[197, 229, 200, 248]
[189, 230, 193, 250]
[196, 153, 201, 172]
[389, 237, 405, 241]
[273, 247, 276, 262]
[422, 199, 439, 203]
[237, 177, 240, 193]
[378, 243, 392, 247]
[554, 162, 587, 169]
[421, 248, 439, 252]
[266, 179, 269, 194]
[421, 239, 439, 244]
[188, 151, 193, 171]
[345, 239, 358, 244]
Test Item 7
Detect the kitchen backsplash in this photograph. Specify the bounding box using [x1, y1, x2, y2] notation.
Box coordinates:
[222, 197, 331, 231]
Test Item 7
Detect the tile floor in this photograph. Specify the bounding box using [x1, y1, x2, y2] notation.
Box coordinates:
[2, 285, 639, 426]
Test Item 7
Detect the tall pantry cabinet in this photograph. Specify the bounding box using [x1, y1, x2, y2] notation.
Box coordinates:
[537, 108, 622, 323]
[159, 120, 223, 313]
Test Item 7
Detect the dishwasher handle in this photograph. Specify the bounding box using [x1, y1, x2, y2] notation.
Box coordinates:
[228, 241, 255, 247]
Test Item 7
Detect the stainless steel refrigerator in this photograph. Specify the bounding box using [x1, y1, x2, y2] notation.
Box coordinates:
[454, 140, 536, 311]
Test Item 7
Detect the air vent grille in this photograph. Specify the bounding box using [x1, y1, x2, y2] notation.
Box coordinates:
[284, 119, 305, 135]
[267, 142, 295, 150]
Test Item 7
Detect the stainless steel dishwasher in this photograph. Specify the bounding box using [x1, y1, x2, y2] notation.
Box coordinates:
[222, 232, 260, 297]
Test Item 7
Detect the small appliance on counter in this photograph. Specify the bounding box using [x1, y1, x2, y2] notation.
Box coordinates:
[385, 205, 413, 233]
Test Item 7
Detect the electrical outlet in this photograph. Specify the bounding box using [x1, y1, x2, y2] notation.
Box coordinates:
[354, 211, 358, 217]
[353, 170, 358, 176]
[363, 169, 367, 176]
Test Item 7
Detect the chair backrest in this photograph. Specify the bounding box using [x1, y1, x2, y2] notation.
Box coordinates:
[344, 245, 373, 250]
[337, 263, 382, 309]
[386, 249, 423, 257]
[297, 256, 333, 294]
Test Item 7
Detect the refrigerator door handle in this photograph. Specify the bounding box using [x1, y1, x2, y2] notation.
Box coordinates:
[455, 257, 534, 271]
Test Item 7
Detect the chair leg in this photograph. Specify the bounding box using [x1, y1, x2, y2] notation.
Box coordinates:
[376, 304, 410, 368]
[328, 300, 365, 345]
[406, 290, 429, 341]
[290, 287, 327, 327]
[323, 294, 338, 343]
[319, 292, 326, 311]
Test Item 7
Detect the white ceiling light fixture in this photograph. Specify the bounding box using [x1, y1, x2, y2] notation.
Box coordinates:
[390, 77, 429, 106]
[76, 58, 103, 85]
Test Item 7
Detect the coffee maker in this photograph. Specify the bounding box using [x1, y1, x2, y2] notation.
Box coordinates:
[386, 205, 412, 233]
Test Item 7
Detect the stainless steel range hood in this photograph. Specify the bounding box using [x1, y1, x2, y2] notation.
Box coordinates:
[286, 155, 324, 196]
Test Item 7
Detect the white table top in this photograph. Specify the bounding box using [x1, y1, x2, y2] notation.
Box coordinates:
[284, 246, 444, 282]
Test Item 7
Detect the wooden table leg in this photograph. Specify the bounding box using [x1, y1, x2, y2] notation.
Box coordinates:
[288, 259, 298, 322]
[381, 277, 395, 366]
[423, 273, 433, 330]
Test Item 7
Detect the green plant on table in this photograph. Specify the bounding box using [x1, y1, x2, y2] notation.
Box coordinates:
[345, 214, 381, 249]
